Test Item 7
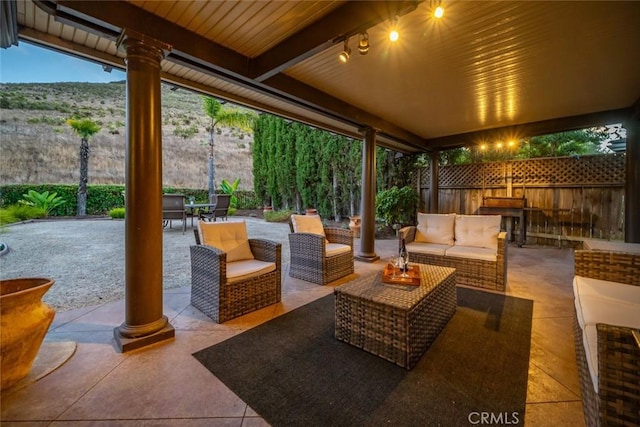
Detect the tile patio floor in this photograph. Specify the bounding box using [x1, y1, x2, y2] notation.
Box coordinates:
[0, 218, 584, 426]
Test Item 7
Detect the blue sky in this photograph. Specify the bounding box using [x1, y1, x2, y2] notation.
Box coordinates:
[0, 41, 126, 83]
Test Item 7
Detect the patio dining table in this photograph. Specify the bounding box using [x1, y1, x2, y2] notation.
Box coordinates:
[184, 203, 216, 227]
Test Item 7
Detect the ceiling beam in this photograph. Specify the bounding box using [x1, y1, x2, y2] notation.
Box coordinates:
[423, 109, 634, 150]
[264, 73, 426, 149]
[18, 27, 125, 70]
[249, 1, 421, 82]
[159, 72, 369, 143]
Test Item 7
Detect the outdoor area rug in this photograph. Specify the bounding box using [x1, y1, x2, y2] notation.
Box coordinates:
[193, 286, 533, 426]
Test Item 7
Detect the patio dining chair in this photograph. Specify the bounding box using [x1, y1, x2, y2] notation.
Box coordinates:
[190, 220, 282, 323]
[199, 194, 231, 222]
[162, 193, 186, 233]
[288, 214, 354, 285]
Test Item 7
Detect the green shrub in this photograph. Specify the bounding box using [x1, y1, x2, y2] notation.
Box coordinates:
[19, 190, 66, 216]
[375, 185, 418, 227]
[0, 184, 259, 216]
[0, 204, 46, 225]
[109, 207, 125, 219]
[264, 209, 292, 223]
[0, 209, 17, 225]
[220, 178, 240, 207]
[10, 204, 46, 221]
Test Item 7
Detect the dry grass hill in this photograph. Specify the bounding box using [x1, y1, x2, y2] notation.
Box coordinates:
[0, 81, 255, 190]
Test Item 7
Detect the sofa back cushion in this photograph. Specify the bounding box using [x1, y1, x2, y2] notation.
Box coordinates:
[454, 215, 501, 250]
[198, 220, 255, 262]
[415, 213, 455, 245]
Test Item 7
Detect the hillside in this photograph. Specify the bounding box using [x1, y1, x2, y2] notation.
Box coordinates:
[0, 81, 255, 190]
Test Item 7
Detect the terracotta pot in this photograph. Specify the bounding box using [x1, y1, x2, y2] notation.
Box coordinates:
[305, 208, 318, 216]
[263, 206, 273, 213]
[1, 277, 56, 390]
[349, 215, 361, 238]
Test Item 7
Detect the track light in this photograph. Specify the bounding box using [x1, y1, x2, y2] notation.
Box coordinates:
[358, 32, 370, 55]
[338, 38, 351, 63]
[389, 17, 399, 42]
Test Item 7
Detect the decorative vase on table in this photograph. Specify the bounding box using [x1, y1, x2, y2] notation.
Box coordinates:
[0, 277, 56, 390]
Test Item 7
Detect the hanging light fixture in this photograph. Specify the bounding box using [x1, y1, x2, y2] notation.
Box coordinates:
[358, 32, 370, 55]
[338, 38, 351, 63]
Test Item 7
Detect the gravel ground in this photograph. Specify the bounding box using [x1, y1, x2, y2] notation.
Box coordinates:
[0, 217, 291, 312]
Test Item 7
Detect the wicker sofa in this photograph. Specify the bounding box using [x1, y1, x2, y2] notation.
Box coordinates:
[573, 250, 640, 426]
[399, 213, 507, 291]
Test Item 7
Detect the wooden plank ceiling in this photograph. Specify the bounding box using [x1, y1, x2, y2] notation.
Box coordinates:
[12, 0, 640, 153]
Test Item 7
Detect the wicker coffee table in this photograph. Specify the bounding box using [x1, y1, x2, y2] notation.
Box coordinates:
[334, 263, 456, 370]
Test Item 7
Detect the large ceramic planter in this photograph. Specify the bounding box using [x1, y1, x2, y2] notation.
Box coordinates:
[1, 277, 56, 391]
[349, 215, 361, 238]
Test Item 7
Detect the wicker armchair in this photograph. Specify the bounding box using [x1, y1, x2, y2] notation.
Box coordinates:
[573, 250, 640, 426]
[288, 214, 354, 285]
[190, 220, 282, 323]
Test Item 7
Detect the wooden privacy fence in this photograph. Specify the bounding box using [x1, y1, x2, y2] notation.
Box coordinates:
[413, 154, 626, 242]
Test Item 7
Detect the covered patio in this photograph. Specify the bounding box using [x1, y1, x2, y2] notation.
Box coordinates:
[4, 0, 638, 353]
[1, 218, 580, 424]
[2, 1, 640, 425]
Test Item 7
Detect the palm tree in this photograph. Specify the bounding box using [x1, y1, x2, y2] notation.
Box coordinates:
[66, 118, 101, 216]
[202, 97, 256, 202]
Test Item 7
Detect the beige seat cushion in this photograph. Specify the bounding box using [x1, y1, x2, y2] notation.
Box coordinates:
[406, 242, 451, 256]
[198, 220, 254, 262]
[415, 213, 455, 245]
[326, 243, 351, 257]
[454, 215, 501, 250]
[226, 259, 276, 284]
[445, 245, 497, 262]
[573, 275, 640, 392]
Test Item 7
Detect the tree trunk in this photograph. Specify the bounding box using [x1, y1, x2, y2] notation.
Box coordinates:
[349, 171, 356, 216]
[208, 153, 215, 203]
[77, 138, 89, 216]
[332, 167, 340, 221]
[208, 126, 216, 203]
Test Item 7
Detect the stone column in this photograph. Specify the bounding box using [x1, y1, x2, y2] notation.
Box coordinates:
[429, 151, 439, 213]
[114, 29, 175, 352]
[625, 116, 640, 243]
[356, 127, 379, 262]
